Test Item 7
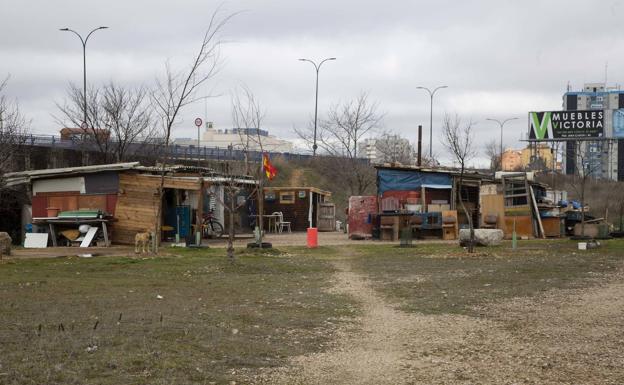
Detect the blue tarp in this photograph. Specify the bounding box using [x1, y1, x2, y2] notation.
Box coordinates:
[377, 169, 452, 194]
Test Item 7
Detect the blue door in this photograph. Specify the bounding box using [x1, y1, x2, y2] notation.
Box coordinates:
[175, 205, 191, 238]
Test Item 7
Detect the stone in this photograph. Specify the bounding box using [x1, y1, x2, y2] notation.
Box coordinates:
[0, 232, 11, 257]
[459, 228, 504, 247]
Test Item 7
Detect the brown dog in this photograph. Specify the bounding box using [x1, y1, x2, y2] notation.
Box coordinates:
[134, 232, 152, 254]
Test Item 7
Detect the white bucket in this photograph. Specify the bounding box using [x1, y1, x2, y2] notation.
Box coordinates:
[578, 242, 587, 250]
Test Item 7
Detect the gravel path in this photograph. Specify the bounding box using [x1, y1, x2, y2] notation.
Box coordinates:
[263, 258, 418, 384]
[258, 260, 624, 384]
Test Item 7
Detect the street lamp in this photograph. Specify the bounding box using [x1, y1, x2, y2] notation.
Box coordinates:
[60, 26, 109, 128]
[486, 117, 518, 159]
[298, 57, 336, 156]
[416, 85, 447, 159]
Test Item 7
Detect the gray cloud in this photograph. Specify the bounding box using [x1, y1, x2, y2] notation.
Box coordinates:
[1, 0, 623, 165]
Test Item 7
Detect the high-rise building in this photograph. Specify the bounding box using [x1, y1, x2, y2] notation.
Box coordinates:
[358, 135, 415, 164]
[358, 138, 379, 161]
[562, 82, 624, 181]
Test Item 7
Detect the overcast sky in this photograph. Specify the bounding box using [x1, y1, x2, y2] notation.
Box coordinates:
[1, 0, 623, 165]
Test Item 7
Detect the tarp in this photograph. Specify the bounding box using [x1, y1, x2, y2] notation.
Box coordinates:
[377, 169, 452, 194]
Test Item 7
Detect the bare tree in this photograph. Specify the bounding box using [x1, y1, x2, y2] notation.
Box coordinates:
[417, 146, 441, 167]
[151, 9, 234, 253]
[441, 113, 477, 252]
[295, 91, 383, 195]
[223, 85, 266, 259]
[315, 92, 382, 158]
[374, 132, 415, 164]
[231, 85, 265, 175]
[0, 76, 29, 187]
[102, 83, 161, 162]
[565, 141, 602, 238]
[484, 139, 501, 172]
[56, 82, 159, 163]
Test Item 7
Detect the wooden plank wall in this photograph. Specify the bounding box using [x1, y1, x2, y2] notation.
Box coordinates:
[264, 189, 312, 231]
[503, 216, 533, 239]
[480, 194, 506, 233]
[317, 203, 336, 231]
[113, 174, 161, 244]
[32, 192, 116, 217]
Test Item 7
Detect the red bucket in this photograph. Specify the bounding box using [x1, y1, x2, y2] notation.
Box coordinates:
[307, 227, 318, 248]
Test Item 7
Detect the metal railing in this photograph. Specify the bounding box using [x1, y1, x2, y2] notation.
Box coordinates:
[19, 134, 317, 163]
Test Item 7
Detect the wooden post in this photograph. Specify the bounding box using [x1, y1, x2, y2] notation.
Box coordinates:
[315, 193, 320, 228]
[196, 178, 204, 245]
[258, 182, 264, 245]
[450, 177, 456, 210]
[529, 185, 545, 239]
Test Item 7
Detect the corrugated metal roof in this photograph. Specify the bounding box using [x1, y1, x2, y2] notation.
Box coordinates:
[138, 174, 258, 185]
[3, 162, 258, 187]
[374, 163, 492, 179]
[3, 162, 140, 187]
[263, 186, 331, 196]
[135, 164, 218, 174]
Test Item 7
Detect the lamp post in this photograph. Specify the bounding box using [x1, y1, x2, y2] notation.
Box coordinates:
[298, 57, 336, 156]
[416, 85, 447, 159]
[486, 117, 518, 159]
[60, 26, 109, 128]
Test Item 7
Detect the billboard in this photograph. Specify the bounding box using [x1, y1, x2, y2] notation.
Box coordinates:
[529, 110, 604, 140]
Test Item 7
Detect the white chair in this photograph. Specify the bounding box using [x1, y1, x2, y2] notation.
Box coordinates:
[275, 211, 291, 233]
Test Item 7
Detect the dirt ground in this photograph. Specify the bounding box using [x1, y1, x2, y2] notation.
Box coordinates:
[218, 231, 451, 248]
[4, 241, 623, 384]
[8, 231, 450, 258]
[255, 251, 624, 385]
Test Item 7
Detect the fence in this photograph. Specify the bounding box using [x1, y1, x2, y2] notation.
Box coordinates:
[21, 134, 315, 163]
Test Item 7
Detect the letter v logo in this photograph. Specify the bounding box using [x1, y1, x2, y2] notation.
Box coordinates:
[531, 112, 551, 139]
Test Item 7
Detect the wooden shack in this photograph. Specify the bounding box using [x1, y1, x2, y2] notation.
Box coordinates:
[480, 172, 558, 239]
[375, 165, 489, 234]
[263, 187, 335, 231]
[6, 163, 258, 245]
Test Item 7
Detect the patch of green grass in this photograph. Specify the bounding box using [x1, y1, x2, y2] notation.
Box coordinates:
[0, 247, 357, 385]
[349, 239, 624, 316]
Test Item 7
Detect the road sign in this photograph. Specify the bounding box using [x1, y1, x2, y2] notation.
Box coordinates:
[80, 121, 88, 130]
[194, 118, 203, 127]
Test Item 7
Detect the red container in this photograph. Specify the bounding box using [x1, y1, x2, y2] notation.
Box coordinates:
[307, 227, 318, 248]
[46, 207, 60, 218]
[348, 196, 378, 238]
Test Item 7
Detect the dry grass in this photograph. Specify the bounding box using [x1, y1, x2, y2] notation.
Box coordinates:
[348, 239, 624, 315]
[3, 240, 624, 384]
[0, 247, 357, 385]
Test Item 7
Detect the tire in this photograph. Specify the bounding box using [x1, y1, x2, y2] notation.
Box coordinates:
[247, 242, 272, 248]
[209, 221, 224, 238]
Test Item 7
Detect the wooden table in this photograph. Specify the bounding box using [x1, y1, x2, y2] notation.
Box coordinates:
[32, 217, 113, 247]
[250, 214, 281, 233]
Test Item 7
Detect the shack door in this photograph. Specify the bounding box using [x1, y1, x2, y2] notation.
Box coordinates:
[317, 203, 336, 231]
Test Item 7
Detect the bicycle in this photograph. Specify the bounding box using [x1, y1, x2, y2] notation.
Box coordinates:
[202, 211, 224, 239]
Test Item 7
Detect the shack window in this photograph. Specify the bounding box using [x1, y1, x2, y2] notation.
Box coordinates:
[280, 191, 295, 204]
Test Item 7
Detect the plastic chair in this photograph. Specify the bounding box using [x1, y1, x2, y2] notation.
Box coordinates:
[275, 211, 291, 233]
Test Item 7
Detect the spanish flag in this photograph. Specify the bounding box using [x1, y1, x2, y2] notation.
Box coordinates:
[262, 153, 277, 181]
